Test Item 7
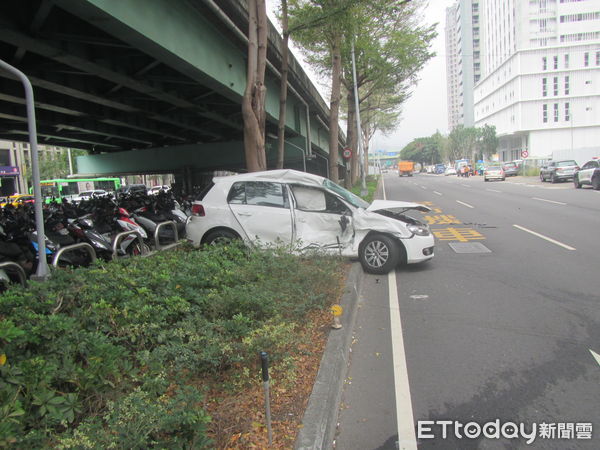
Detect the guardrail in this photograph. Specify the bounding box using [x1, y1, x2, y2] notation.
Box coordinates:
[0, 261, 28, 287]
[111, 230, 147, 259]
[154, 221, 178, 250]
[51, 243, 96, 267]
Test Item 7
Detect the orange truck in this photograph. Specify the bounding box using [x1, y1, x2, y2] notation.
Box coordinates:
[398, 160, 415, 177]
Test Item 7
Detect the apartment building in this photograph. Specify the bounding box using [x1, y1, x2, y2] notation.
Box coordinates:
[473, 0, 600, 163]
[445, 0, 482, 130]
[0, 140, 70, 196]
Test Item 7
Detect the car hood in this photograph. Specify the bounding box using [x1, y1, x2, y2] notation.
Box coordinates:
[366, 200, 431, 214]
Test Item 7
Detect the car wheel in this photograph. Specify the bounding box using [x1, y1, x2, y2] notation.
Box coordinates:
[484, 178, 489, 182]
[574, 176, 581, 189]
[551, 173, 558, 184]
[204, 229, 240, 245]
[359, 234, 400, 275]
[592, 176, 600, 191]
[501, 177, 505, 181]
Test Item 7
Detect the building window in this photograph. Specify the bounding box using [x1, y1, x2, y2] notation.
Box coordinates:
[597, 51, 600, 65]
[542, 78, 547, 96]
[553, 103, 559, 122]
[539, 18, 547, 32]
[564, 54, 569, 68]
[553, 77, 558, 96]
[564, 76, 570, 95]
[543, 104, 548, 123]
[565, 102, 570, 121]
[584, 52, 589, 66]
[553, 56, 558, 69]
[542, 56, 547, 70]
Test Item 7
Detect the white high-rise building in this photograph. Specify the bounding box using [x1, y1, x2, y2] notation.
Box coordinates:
[446, 0, 482, 130]
[473, 0, 600, 163]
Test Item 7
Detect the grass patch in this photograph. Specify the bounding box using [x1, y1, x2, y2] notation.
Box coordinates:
[350, 175, 380, 203]
[0, 243, 346, 448]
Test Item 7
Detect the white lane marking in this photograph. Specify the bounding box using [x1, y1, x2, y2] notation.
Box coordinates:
[461, 184, 471, 188]
[486, 189, 502, 193]
[590, 349, 600, 367]
[513, 224, 576, 251]
[388, 271, 417, 450]
[532, 197, 567, 206]
[433, 191, 442, 196]
[420, 186, 427, 190]
[456, 200, 474, 208]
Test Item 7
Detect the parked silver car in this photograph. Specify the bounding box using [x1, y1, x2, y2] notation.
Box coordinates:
[186, 170, 435, 274]
[540, 160, 579, 183]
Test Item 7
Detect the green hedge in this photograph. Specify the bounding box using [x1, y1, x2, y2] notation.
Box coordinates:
[0, 243, 343, 448]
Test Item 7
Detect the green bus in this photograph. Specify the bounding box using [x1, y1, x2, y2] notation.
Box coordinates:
[32, 177, 122, 201]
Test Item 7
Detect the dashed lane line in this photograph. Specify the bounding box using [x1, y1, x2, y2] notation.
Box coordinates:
[486, 189, 502, 193]
[532, 197, 567, 206]
[456, 200, 475, 208]
[433, 191, 443, 196]
[513, 224, 576, 251]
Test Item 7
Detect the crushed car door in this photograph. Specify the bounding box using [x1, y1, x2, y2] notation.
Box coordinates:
[228, 181, 293, 245]
[290, 185, 354, 252]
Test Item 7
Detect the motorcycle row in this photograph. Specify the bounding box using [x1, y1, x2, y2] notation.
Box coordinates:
[0, 190, 189, 287]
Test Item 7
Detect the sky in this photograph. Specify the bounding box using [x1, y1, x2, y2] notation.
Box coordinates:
[266, 0, 456, 154]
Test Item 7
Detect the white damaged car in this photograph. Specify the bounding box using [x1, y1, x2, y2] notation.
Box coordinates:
[186, 170, 434, 274]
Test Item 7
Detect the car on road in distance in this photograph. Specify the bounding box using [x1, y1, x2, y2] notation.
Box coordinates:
[117, 184, 148, 196]
[148, 185, 171, 195]
[539, 160, 579, 183]
[573, 158, 600, 190]
[502, 161, 519, 177]
[69, 189, 108, 203]
[484, 164, 505, 181]
[186, 169, 435, 274]
[444, 167, 457, 176]
[1, 194, 35, 207]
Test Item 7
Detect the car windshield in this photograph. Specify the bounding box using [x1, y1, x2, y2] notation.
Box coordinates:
[557, 160, 576, 167]
[322, 179, 370, 209]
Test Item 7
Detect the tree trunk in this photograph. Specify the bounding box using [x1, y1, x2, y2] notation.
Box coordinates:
[242, 0, 268, 172]
[328, 33, 342, 183]
[276, 0, 290, 170]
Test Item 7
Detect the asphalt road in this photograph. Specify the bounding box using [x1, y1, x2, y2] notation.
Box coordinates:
[335, 173, 600, 449]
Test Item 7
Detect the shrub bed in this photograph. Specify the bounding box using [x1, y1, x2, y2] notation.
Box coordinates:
[0, 243, 345, 448]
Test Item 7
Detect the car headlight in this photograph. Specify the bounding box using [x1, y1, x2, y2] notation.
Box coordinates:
[407, 224, 430, 236]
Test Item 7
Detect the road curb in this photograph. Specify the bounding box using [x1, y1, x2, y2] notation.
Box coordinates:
[295, 262, 364, 450]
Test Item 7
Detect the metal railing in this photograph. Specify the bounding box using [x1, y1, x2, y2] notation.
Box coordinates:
[51, 243, 96, 267]
[0, 262, 28, 287]
[111, 230, 147, 259]
[154, 221, 178, 250]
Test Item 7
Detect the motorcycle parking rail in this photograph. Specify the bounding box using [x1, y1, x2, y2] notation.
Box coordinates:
[111, 230, 147, 259]
[52, 243, 96, 267]
[154, 221, 178, 250]
[0, 262, 28, 287]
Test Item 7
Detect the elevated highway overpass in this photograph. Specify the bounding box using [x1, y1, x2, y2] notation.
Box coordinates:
[0, 0, 344, 190]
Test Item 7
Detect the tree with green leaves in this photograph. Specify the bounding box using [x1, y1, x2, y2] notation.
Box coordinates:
[340, 0, 435, 184]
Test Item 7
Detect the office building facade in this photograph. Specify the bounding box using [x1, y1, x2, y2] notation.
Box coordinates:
[472, 0, 600, 163]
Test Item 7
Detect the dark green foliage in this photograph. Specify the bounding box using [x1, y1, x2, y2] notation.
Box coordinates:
[0, 243, 343, 447]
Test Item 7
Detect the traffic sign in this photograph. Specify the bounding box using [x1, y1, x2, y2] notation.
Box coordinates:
[521, 150, 529, 158]
[343, 148, 352, 159]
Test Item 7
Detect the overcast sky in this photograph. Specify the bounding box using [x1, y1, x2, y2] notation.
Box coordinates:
[267, 0, 455, 154]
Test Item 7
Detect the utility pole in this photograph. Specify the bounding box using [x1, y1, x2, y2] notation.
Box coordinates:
[350, 40, 367, 195]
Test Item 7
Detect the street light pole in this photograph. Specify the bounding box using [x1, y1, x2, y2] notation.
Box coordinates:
[0, 59, 49, 279]
[350, 40, 367, 195]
